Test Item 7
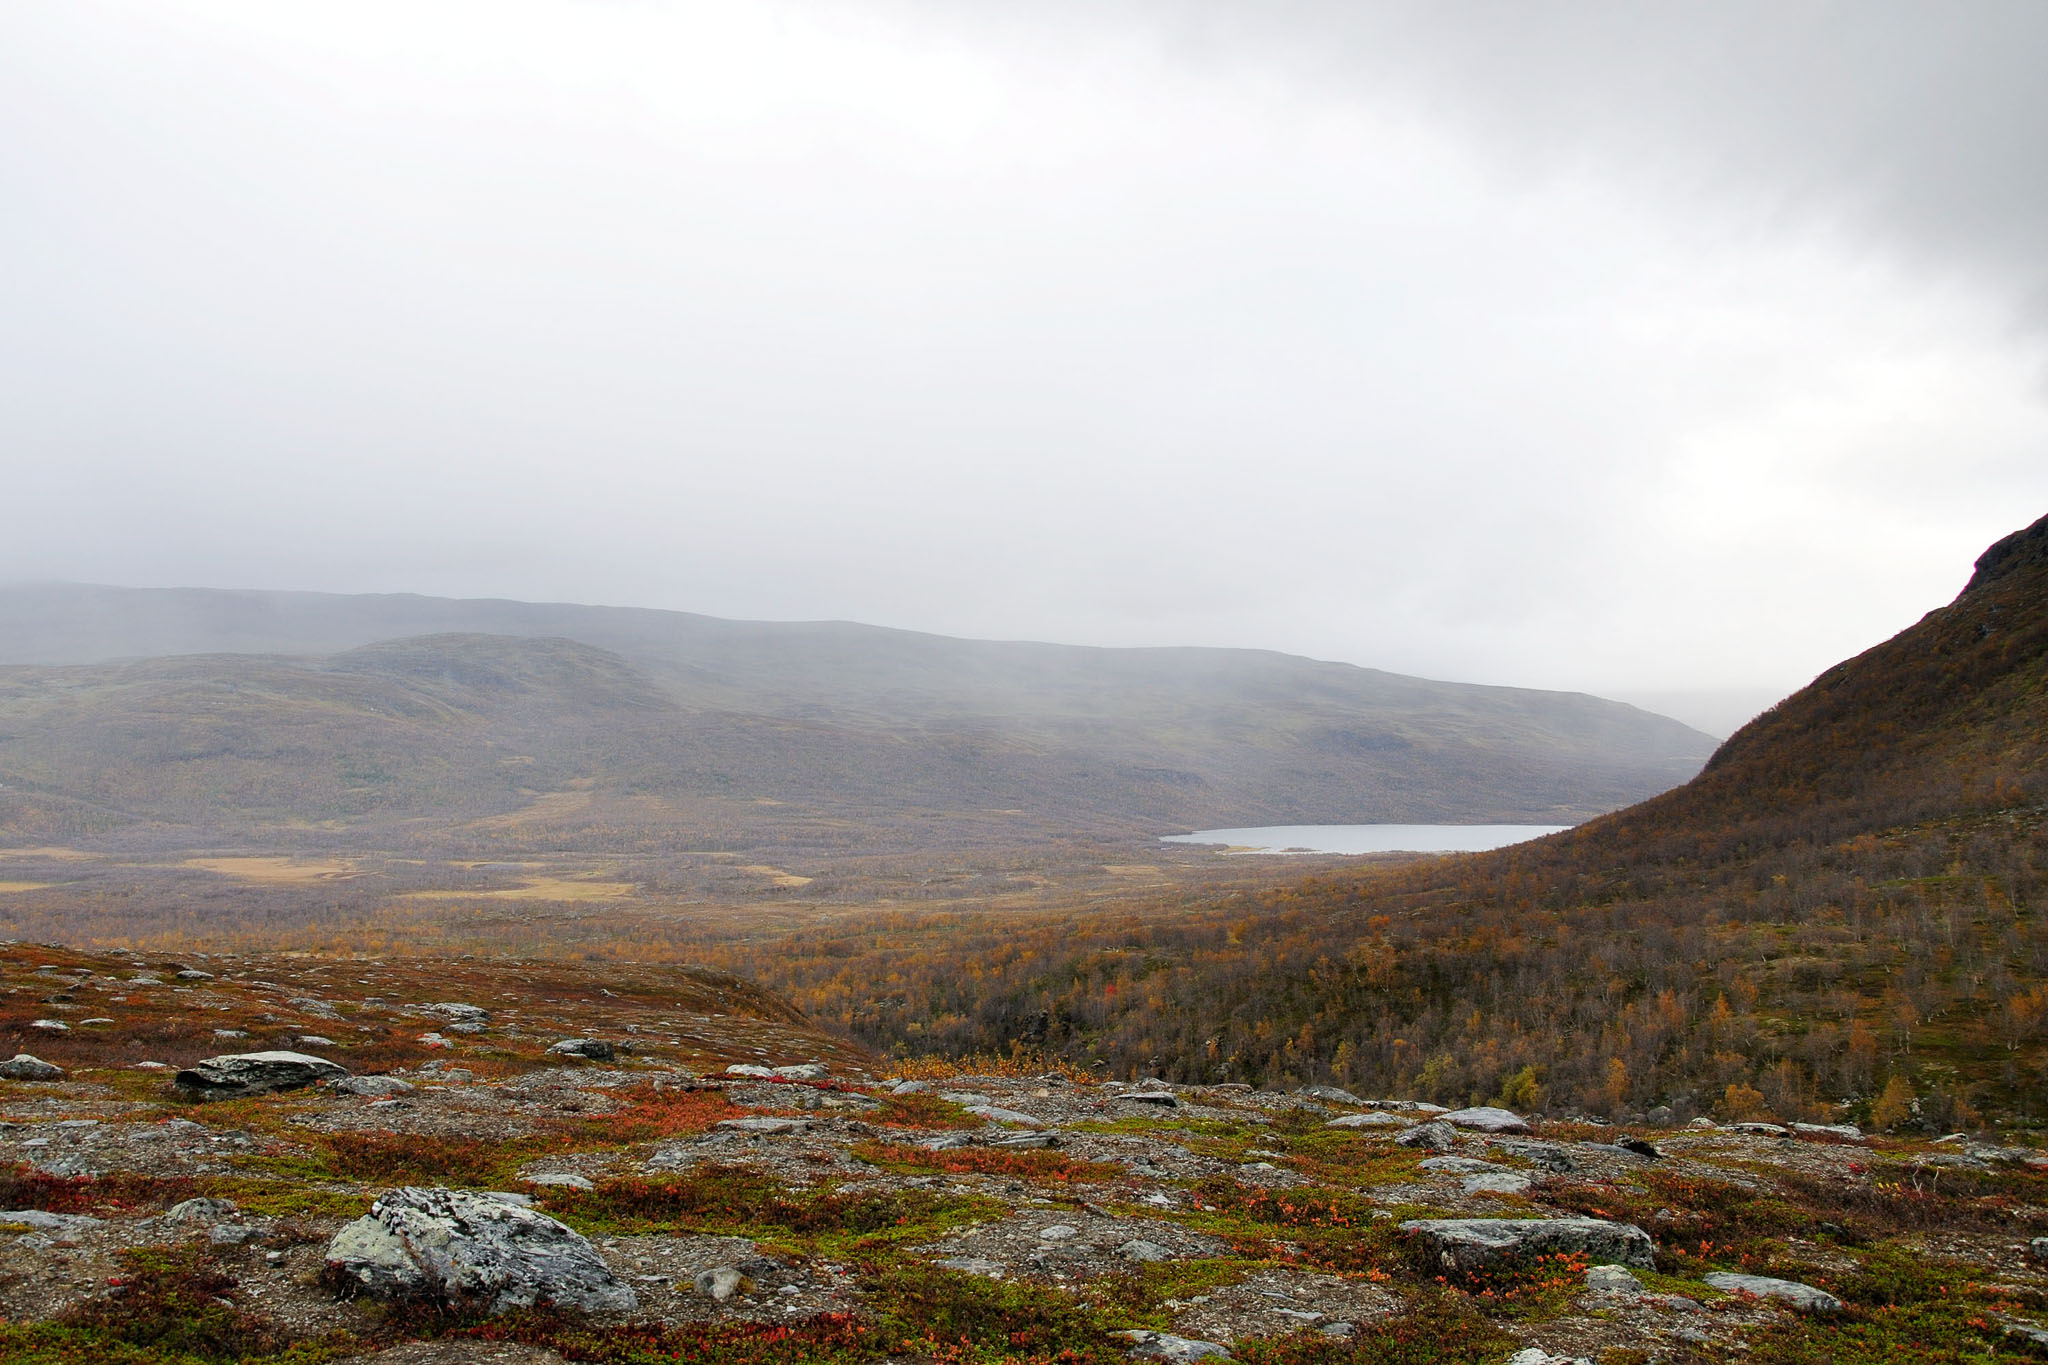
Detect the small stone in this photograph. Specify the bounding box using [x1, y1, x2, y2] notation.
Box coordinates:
[724, 1063, 777, 1078]
[526, 1173, 596, 1191]
[1118, 1239, 1172, 1262]
[1790, 1122, 1863, 1140]
[328, 1075, 415, 1097]
[889, 1079, 928, 1095]
[1586, 1265, 1643, 1295]
[212, 1029, 250, 1040]
[1118, 1329, 1233, 1362]
[1318, 1322, 1355, 1338]
[163, 1197, 238, 1225]
[1121, 1092, 1179, 1107]
[936, 1256, 1006, 1277]
[297, 1035, 336, 1047]
[1038, 1224, 1080, 1241]
[1326, 1112, 1409, 1128]
[1687, 1117, 1717, 1129]
[546, 1039, 615, 1061]
[175, 969, 214, 980]
[2030, 1237, 2048, 1262]
[29, 1019, 68, 1033]
[771, 1063, 829, 1080]
[918, 1133, 974, 1151]
[715, 1117, 806, 1135]
[1417, 1156, 1499, 1174]
[967, 1106, 1047, 1129]
[1704, 1272, 1844, 1313]
[1463, 1172, 1532, 1195]
[1296, 1085, 1364, 1104]
[0, 1054, 62, 1081]
[693, 1266, 748, 1301]
[416, 1032, 451, 1048]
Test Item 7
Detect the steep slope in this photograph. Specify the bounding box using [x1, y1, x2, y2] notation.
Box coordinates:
[0, 586, 1716, 829]
[719, 513, 2048, 1121]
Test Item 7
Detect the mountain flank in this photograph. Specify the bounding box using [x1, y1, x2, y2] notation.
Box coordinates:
[708, 513, 2048, 1125]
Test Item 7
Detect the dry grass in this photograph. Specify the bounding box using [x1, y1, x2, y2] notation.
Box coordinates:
[179, 857, 360, 885]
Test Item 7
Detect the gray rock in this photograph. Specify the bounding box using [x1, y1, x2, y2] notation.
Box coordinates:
[1118, 1239, 1172, 1262]
[0, 1054, 62, 1081]
[918, 1132, 975, 1151]
[1417, 1156, 1499, 1174]
[546, 1038, 614, 1061]
[210, 1222, 259, 1245]
[1038, 1224, 1080, 1241]
[212, 1029, 251, 1040]
[1506, 1351, 1592, 1365]
[427, 1003, 490, 1024]
[1327, 1112, 1410, 1128]
[936, 1256, 1006, 1277]
[771, 1063, 829, 1080]
[694, 1266, 748, 1301]
[296, 1035, 336, 1048]
[1731, 1122, 1790, 1136]
[525, 1173, 596, 1192]
[985, 1132, 1061, 1149]
[1399, 1217, 1656, 1272]
[967, 1105, 1047, 1128]
[163, 1197, 238, 1225]
[174, 1050, 348, 1100]
[1296, 1086, 1364, 1104]
[1439, 1106, 1531, 1134]
[1395, 1121, 1458, 1151]
[328, 1074, 415, 1097]
[324, 1185, 636, 1314]
[1118, 1329, 1233, 1362]
[725, 1063, 777, 1078]
[1585, 1264, 1644, 1295]
[1121, 1092, 1179, 1107]
[1, 1209, 102, 1239]
[2031, 1237, 2048, 1262]
[175, 969, 214, 980]
[288, 996, 342, 1019]
[715, 1117, 807, 1135]
[1318, 1322, 1354, 1338]
[1645, 1106, 1675, 1127]
[1704, 1272, 1843, 1313]
[2005, 1322, 2048, 1349]
[1463, 1172, 1532, 1195]
[889, 1079, 928, 1095]
[1790, 1122, 1863, 1140]
[29, 1019, 67, 1032]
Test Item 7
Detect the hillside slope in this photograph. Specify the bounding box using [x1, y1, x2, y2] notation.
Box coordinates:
[716, 513, 2048, 1123]
[0, 586, 1716, 834]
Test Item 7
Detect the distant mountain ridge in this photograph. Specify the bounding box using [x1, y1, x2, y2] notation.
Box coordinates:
[0, 584, 1715, 835]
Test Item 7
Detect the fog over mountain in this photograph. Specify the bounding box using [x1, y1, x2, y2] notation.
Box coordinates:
[3, 2, 2044, 715]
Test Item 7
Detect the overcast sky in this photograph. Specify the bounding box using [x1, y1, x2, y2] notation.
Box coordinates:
[4, 1, 2045, 730]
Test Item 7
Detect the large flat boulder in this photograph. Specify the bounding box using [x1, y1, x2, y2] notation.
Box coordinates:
[1399, 1217, 1655, 1271]
[1704, 1272, 1843, 1314]
[174, 1050, 347, 1100]
[1438, 1106, 1532, 1134]
[325, 1186, 636, 1315]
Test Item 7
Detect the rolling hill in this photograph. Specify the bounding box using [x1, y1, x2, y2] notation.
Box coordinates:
[0, 585, 1716, 844]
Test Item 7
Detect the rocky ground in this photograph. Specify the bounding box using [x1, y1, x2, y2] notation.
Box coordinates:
[6, 943, 2048, 1364]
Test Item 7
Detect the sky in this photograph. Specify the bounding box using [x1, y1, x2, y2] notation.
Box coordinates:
[3, 1, 2045, 735]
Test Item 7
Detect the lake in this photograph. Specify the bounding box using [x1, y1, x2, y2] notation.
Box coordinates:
[1161, 824, 1571, 855]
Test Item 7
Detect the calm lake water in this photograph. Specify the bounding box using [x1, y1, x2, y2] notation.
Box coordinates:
[1161, 824, 1571, 855]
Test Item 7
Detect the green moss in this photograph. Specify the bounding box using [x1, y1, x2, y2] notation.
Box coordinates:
[1744, 1302, 2043, 1363]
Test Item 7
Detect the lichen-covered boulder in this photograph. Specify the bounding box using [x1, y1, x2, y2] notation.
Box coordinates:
[0, 1054, 63, 1081]
[325, 1186, 636, 1314]
[1704, 1272, 1843, 1314]
[1438, 1106, 1531, 1134]
[174, 1050, 347, 1099]
[1398, 1217, 1655, 1271]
